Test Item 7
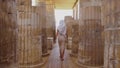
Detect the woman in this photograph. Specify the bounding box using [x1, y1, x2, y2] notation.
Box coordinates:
[56, 20, 66, 61]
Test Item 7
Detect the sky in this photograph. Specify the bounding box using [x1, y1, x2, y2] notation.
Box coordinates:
[55, 9, 73, 29]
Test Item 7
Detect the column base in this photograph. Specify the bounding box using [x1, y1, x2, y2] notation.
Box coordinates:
[70, 52, 78, 57]
[66, 37, 72, 49]
[66, 45, 71, 50]
[19, 62, 44, 68]
[76, 60, 104, 68]
[47, 37, 53, 50]
[0, 63, 18, 68]
[42, 52, 49, 57]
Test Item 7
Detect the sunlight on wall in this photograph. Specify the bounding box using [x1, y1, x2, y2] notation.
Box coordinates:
[55, 9, 73, 30]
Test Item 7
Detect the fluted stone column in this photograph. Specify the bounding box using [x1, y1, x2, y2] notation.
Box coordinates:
[70, 20, 79, 57]
[0, 0, 17, 68]
[102, 0, 120, 68]
[78, 0, 104, 67]
[64, 16, 74, 49]
[17, 0, 43, 67]
[38, 2, 49, 56]
[46, 1, 55, 50]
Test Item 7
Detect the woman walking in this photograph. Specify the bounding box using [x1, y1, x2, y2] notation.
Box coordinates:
[56, 20, 66, 61]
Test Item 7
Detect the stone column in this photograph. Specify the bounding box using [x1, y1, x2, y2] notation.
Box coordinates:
[64, 16, 74, 49]
[0, 0, 17, 68]
[46, 1, 55, 50]
[78, 0, 104, 67]
[17, 0, 43, 67]
[38, 2, 49, 56]
[70, 20, 79, 57]
[102, 0, 120, 68]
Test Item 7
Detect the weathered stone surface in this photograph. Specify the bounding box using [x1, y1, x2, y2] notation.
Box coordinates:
[104, 30, 120, 68]
[64, 16, 73, 37]
[77, 0, 104, 67]
[78, 21, 104, 66]
[46, 3, 56, 49]
[102, 0, 120, 68]
[70, 20, 79, 57]
[47, 37, 53, 50]
[64, 16, 74, 49]
[17, 0, 32, 6]
[0, 0, 17, 67]
[38, 2, 49, 56]
[17, 1, 43, 67]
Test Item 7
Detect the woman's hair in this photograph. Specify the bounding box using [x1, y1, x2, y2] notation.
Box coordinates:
[59, 20, 64, 25]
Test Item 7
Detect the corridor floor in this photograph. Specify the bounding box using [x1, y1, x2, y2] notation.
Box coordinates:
[41, 42, 79, 68]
